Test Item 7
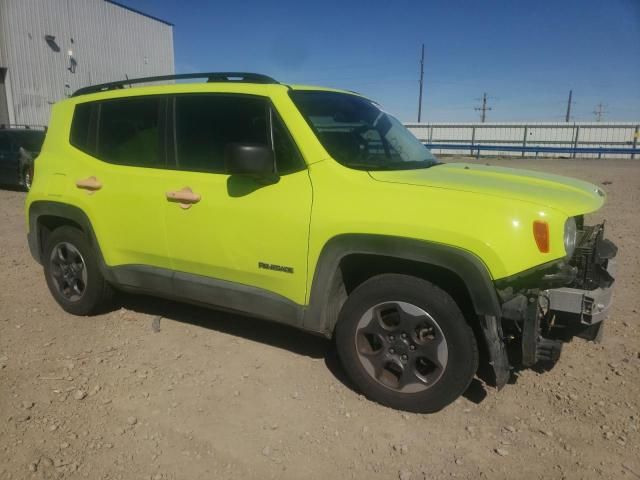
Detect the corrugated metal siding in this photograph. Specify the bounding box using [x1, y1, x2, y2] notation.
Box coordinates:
[405, 122, 640, 159]
[0, 0, 174, 126]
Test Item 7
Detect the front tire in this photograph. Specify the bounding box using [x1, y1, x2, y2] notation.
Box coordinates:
[335, 274, 478, 413]
[43, 226, 113, 315]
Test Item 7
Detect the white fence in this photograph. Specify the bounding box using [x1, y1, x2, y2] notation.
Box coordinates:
[404, 122, 640, 159]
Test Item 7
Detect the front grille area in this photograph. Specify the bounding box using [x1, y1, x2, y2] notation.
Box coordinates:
[569, 223, 616, 290]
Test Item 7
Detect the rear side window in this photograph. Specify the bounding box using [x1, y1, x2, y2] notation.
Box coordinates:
[97, 97, 163, 167]
[70, 103, 94, 154]
[174, 95, 268, 173]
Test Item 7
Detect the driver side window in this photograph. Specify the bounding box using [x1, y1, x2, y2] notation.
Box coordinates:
[174, 94, 268, 174]
[173, 94, 305, 175]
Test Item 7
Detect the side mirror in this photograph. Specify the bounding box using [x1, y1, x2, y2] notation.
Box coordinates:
[225, 143, 277, 182]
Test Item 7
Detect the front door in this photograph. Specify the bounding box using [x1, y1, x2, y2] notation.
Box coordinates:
[163, 93, 312, 306]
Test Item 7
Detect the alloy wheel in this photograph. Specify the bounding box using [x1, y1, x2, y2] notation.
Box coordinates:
[48, 242, 88, 302]
[354, 301, 448, 393]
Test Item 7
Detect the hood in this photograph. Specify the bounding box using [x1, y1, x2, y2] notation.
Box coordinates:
[368, 163, 605, 216]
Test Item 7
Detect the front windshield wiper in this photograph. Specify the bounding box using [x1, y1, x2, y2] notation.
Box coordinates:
[344, 161, 442, 171]
[345, 163, 394, 171]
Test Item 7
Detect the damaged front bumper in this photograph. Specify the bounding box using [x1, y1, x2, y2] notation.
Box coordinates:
[544, 222, 617, 338]
[497, 222, 617, 370]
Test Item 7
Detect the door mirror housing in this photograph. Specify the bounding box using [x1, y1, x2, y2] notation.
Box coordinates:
[225, 143, 278, 182]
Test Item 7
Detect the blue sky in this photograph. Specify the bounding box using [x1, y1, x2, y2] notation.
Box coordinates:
[124, 0, 639, 122]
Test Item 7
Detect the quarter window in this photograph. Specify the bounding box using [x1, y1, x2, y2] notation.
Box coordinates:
[271, 110, 304, 174]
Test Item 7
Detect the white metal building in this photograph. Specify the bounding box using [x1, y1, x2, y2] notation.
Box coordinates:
[0, 0, 174, 127]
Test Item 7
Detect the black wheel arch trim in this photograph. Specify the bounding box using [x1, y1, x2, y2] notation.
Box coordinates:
[303, 234, 502, 334]
[28, 201, 105, 267]
[302, 234, 510, 387]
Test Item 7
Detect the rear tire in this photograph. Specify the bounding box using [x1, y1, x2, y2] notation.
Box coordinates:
[335, 274, 478, 413]
[43, 226, 113, 315]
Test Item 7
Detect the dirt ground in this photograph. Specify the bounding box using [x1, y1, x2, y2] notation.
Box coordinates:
[1, 156, 639, 480]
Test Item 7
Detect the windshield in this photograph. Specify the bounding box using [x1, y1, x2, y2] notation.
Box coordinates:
[289, 90, 439, 171]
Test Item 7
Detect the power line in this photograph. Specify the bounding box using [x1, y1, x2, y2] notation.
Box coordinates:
[417, 44, 425, 122]
[593, 102, 607, 122]
[474, 92, 492, 122]
[565, 89, 573, 122]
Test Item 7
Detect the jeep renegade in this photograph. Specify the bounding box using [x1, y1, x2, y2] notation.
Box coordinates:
[25, 73, 617, 413]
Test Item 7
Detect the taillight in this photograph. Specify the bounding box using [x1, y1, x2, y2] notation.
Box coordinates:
[533, 221, 550, 253]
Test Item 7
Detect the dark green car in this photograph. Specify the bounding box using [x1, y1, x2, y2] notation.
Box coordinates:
[0, 126, 46, 190]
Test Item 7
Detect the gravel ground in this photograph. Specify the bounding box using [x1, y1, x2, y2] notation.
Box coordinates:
[1, 157, 639, 480]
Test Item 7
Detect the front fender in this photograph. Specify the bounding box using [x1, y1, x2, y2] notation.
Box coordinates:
[303, 234, 502, 334]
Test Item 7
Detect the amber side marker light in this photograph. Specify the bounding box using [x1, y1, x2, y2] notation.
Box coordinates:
[533, 220, 550, 253]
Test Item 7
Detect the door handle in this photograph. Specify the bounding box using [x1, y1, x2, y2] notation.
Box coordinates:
[75, 176, 102, 194]
[166, 187, 201, 209]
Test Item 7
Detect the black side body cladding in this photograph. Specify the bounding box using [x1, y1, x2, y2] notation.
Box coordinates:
[109, 266, 304, 327]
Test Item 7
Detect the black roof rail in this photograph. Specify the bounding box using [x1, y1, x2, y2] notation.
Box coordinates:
[72, 72, 279, 97]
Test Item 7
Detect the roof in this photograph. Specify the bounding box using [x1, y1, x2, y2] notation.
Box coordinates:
[104, 0, 174, 27]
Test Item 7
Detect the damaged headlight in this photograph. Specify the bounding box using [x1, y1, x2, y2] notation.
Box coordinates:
[564, 216, 577, 258]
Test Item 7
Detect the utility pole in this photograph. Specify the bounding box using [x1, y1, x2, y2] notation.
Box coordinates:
[593, 103, 606, 122]
[475, 93, 492, 123]
[417, 43, 425, 123]
[565, 89, 573, 122]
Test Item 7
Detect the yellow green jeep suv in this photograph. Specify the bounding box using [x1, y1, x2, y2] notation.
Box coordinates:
[26, 73, 617, 412]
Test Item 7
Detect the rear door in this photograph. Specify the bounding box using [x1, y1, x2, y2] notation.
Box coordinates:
[163, 93, 312, 306]
[67, 97, 173, 272]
